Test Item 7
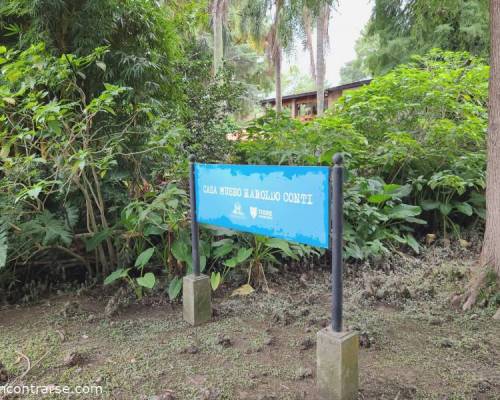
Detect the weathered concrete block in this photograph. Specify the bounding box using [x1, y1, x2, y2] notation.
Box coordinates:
[183, 274, 211, 326]
[317, 327, 359, 400]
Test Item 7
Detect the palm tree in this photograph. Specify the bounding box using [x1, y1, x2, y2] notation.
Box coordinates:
[212, 0, 229, 76]
[302, 7, 317, 82]
[269, 0, 284, 113]
[315, 1, 330, 116]
[240, 0, 293, 113]
[295, 0, 333, 116]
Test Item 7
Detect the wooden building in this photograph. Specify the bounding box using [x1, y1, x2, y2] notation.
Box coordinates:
[261, 79, 371, 120]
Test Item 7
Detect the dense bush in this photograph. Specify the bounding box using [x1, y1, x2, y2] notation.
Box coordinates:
[0, 0, 249, 302]
[236, 50, 488, 259]
[0, 32, 489, 301]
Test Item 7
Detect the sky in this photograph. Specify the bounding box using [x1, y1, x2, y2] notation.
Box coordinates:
[283, 0, 373, 87]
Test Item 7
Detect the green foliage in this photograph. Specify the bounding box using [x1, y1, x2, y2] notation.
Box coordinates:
[0, 34, 245, 299]
[345, 0, 489, 76]
[202, 226, 320, 289]
[335, 50, 487, 239]
[21, 211, 73, 247]
[104, 248, 158, 299]
[168, 276, 183, 300]
[0, 0, 491, 303]
[343, 178, 424, 259]
[175, 42, 244, 162]
[0, 0, 314, 302]
[236, 49, 487, 260]
[1, 0, 181, 101]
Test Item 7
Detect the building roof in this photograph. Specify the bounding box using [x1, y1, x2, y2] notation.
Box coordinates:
[260, 79, 372, 105]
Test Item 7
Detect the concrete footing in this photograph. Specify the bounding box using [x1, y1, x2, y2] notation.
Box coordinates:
[317, 327, 359, 400]
[182, 274, 211, 326]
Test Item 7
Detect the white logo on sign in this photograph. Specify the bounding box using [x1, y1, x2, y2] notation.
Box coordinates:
[232, 202, 244, 217]
[250, 206, 258, 219]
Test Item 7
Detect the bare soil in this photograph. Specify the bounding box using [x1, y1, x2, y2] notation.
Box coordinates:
[0, 250, 499, 400]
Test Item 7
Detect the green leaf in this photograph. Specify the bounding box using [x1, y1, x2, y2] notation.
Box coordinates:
[439, 203, 453, 216]
[47, 120, 61, 135]
[385, 184, 412, 198]
[265, 238, 297, 259]
[168, 276, 183, 300]
[454, 202, 473, 216]
[421, 200, 440, 211]
[382, 183, 401, 193]
[319, 148, 337, 164]
[171, 239, 190, 262]
[96, 61, 107, 71]
[224, 257, 238, 268]
[137, 272, 156, 289]
[367, 194, 392, 203]
[405, 234, 420, 254]
[104, 268, 129, 285]
[236, 247, 253, 263]
[405, 217, 427, 225]
[135, 247, 155, 268]
[22, 211, 73, 246]
[210, 272, 221, 290]
[213, 242, 234, 258]
[85, 228, 112, 252]
[64, 205, 79, 229]
[384, 204, 422, 220]
[212, 239, 232, 247]
[223, 247, 252, 269]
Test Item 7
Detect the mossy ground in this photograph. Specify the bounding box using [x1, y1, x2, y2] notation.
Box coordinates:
[0, 251, 499, 399]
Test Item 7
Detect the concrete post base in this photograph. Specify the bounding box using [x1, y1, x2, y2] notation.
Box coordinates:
[317, 327, 359, 400]
[183, 274, 211, 326]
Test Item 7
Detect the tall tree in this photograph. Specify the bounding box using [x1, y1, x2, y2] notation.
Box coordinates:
[463, 0, 500, 317]
[212, 0, 229, 76]
[346, 0, 489, 76]
[240, 0, 293, 113]
[272, 0, 284, 113]
[315, 1, 330, 116]
[302, 8, 317, 82]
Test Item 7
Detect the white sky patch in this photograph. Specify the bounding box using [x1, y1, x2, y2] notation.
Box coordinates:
[284, 0, 372, 87]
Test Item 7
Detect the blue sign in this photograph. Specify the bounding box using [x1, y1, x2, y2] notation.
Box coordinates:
[195, 164, 330, 248]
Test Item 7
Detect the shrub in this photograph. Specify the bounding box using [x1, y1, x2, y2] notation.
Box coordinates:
[235, 49, 488, 259]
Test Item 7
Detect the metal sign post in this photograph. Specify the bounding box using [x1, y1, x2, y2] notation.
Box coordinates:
[317, 153, 358, 400]
[331, 153, 344, 333]
[183, 155, 211, 326]
[188, 155, 200, 277]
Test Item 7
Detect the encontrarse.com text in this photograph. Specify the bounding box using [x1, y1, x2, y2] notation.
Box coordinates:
[0, 384, 103, 396]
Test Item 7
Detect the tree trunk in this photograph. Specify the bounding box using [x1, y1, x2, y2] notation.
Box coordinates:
[480, 0, 500, 276]
[303, 9, 316, 82]
[273, 0, 283, 114]
[316, 2, 328, 116]
[213, 0, 224, 76]
[275, 46, 282, 113]
[463, 0, 500, 310]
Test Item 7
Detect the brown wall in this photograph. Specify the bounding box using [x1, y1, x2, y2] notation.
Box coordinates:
[266, 82, 369, 119]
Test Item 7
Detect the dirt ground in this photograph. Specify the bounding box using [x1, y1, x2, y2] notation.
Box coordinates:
[0, 247, 499, 400]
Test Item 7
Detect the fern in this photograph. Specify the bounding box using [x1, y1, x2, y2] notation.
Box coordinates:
[22, 211, 73, 247]
[64, 204, 79, 229]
